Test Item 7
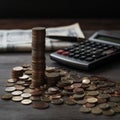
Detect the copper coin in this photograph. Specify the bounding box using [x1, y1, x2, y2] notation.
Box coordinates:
[22, 64, 31, 68]
[80, 107, 91, 113]
[102, 109, 115, 116]
[86, 91, 99, 96]
[15, 85, 25, 91]
[91, 107, 102, 115]
[24, 70, 32, 75]
[64, 85, 74, 92]
[84, 103, 96, 108]
[73, 88, 84, 94]
[41, 96, 51, 102]
[1, 93, 13, 100]
[71, 83, 82, 88]
[99, 103, 110, 110]
[23, 88, 33, 93]
[31, 89, 42, 96]
[74, 99, 87, 105]
[49, 94, 62, 100]
[51, 98, 64, 105]
[65, 97, 76, 105]
[16, 81, 25, 85]
[30, 96, 41, 101]
[32, 101, 49, 109]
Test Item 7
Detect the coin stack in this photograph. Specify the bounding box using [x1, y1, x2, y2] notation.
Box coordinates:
[31, 27, 46, 88]
[12, 66, 24, 80]
[46, 72, 61, 87]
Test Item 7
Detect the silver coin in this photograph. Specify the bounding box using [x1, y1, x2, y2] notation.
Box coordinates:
[82, 77, 90, 84]
[5, 87, 16, 92]
[86, 97, 98, 103]
[11, 91, 23, 96]
[7, 78, 17, 83]
[21, 99, 32, 105]
[12, 96, 23, 102]
[21, 93, 31, 98]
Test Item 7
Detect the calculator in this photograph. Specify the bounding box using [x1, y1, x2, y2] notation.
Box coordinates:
[50, 30, 120, 70]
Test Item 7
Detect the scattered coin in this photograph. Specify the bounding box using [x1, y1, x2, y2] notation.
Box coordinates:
[15, 85, 25, 91]
[1, 93, 13, 100]
[86, 97, 98, 103]
[84, 103, 96, 108]
[5, 87, 16, 92]
[82, 77, 90, 84]
[80, 107, 91, 113]
[6, 83, 15, 87]
[21, 99, 32, 105]
[99, 103, 110, 110]
[30, 96, 41, 101]
[41, 96, 51, 102]
[91, 107, 102, 115]
[102, 109, 115, 116]
[12, 96, 23, 102]
[32, 101, 49, 109]
[74, 99, 87, 105]
[16, 81, 25, 85]
[21, 93, 31, 98]
[46, 66, 56, 72]
[65, 97, 76, 105]
[7, 78, 17, 83]
[51, 98, 64, 105]
[86, 91, 99, 96]
[112, 106, 120, 113]
[19, 75, 29, 80]
[12, 91, 23, 96]
[23, 88, 33, 93]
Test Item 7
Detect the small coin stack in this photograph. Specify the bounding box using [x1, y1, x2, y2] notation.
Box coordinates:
[12, 66, 24, 80]
[31, 27, 46, 88]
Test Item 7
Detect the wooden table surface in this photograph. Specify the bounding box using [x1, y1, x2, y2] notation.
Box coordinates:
[0, 19, 120, 120]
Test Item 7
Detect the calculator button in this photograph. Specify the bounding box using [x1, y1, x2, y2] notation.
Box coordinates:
[57, 50, 64, 54]
[85, 57, 94, 61]
[62, 51, 69, 55]
[79, 55, 86, 60]
[69, 49, 75, 53]
[69, 53, 74, 57]
[73, 54, 80, 58]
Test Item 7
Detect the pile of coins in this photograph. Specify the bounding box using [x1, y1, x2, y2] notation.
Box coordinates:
[31, 27, 46, 88]
[1, 65, 120, 116]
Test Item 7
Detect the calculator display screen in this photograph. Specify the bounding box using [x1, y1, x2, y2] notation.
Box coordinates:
[95, 35, 120, 44]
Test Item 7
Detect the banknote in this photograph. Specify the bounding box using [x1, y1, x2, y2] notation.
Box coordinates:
[0, 23, 85, 52]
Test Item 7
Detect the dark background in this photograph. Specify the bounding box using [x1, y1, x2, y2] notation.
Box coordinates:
[0, 0, 119, 18]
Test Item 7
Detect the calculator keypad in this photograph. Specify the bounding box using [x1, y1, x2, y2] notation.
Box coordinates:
[50, 40, 120, 70]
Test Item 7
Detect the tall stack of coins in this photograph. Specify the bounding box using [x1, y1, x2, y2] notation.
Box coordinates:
[31, 27, 46, 88]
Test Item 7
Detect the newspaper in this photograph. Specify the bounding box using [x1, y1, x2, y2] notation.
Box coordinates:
[0, 23, 85, 52]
